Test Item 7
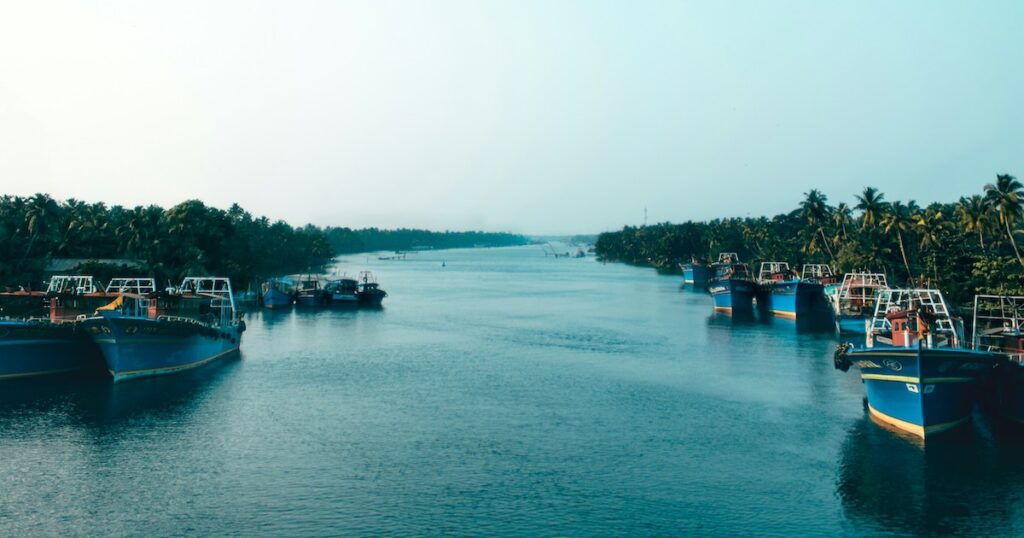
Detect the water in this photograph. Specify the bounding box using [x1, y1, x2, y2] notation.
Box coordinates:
[2, 246, 1023, 536]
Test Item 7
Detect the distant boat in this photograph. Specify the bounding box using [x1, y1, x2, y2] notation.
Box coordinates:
[295, 277, 328, 307]
[972, 295, 1024, 424]
[262, 278, 295, 309]
[325, 277, 360, 305]
[357, 271, 387, 307]
[756, 262, 832, 320]
[680, 258, 712, 288]
[83, 277, 245, 382]
[707, 253, 756, 315]
[835, 289, 999, 439]
[830, 272, 888, 335]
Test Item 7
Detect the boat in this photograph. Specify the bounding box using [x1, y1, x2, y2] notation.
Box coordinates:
[356, 271, 387, 306]
[707, 253, 757, 315]
[0, 275, 115, 380]
[831, 272, 889, 335]
[680, 257, 712, 288]
[971, 295, 1024, 424]
[83, 277, 245, 382]
[834, 289, 1000, 439]
[261, 278, 295, 309]
[800, 264, 839, 287]
[325, 277, 360, 305]
[756, 262, 832, 320]
[295, 277, 328, 307]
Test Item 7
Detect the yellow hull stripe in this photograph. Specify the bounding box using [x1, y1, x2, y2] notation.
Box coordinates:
[0, 367, 79, 380]
[111, 347, 239, 381]
[713, 306, 732, 312]
[861, 373, 975, 384]
[770, 310, 797, 319]
[867, 404, 969, 438]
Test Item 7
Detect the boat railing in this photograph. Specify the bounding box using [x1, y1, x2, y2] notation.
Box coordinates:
[46, 275, 97, 295]
[972, 295, 1024, 352]
[106, 278, 156, 295]
[868, 288, 959, 346]
[757, 262, 791, 283]
[180, 277, 237, 319]
[800, 264, 834, 280]
[716, 252, 739, 264]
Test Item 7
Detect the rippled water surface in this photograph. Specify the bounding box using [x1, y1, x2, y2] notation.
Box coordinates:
[2, 246, 1024, 536]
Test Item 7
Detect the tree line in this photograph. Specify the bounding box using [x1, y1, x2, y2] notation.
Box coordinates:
[594, 175, 1024, 306]
[325, 227, 528, 254]
[0, 194, 526, 291]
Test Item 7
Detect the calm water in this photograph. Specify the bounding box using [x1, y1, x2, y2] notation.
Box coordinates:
[2, 246, 1024, 536]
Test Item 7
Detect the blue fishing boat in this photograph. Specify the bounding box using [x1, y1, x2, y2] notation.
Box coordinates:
[0, 275, 122, 379]
[707, 253, 756, 315]
[971, 295, 1024, 424]
[261, 278, 295, 309]
[84, 277, 245, 382]
[756, 262, 833, 320]
[295, 276, 328, 307]
[831, 272, 889, 335]
[325, 276, 360, 305]
[680, 257, 713, 288]
[835, 289, 999, 439]
[0, 319, 100, 379]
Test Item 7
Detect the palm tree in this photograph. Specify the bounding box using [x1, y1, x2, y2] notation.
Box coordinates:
[832, 202, 852, 243]
[956, 195, 991, 249]
[914, 207, 946, 283]
[881, 201, 915, 282]
[855, 187, 887, 231]
[799, 189, 834, 259]
[984, 174, 1024, 265]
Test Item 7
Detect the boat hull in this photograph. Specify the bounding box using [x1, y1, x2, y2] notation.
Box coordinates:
[982, 360, 1024, 424]
[682, 264, 712, 287]
[295, 292, 326, 307]
[708, 279, 756, 314]
[262, 288, 293, 309]
[764, 280, 831, 319]
[0, 320, 100, 379]
[331, 293, 359, 304]
[848, 346, 998, 438]
[836, 314, 869, 335]
[84, 313, 243, 382]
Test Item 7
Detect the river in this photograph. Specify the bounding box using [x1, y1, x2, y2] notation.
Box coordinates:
[1, 245, 1022, 536]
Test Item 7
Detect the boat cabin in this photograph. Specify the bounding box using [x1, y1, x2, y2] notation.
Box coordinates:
[757, 262, 795, 283]
[972, 295, 1024, 360]
[867, 289, 960, 349]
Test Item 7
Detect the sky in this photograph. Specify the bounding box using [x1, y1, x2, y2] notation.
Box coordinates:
[0, 1, 1022, 235]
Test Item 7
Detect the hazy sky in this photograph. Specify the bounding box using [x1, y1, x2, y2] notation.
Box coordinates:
[1, 1, 1021, 234]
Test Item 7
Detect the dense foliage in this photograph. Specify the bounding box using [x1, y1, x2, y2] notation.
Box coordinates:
[595, 175, 1024, 306]
[325, 227, 528, 253]
[0, 196, 334, 290]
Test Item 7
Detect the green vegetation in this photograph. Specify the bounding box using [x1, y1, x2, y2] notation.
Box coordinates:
[1, 195, 527, 290]
[0, 196, 334, 290]
[325, 227, 528, 253]
[595, 175, 1024, 306]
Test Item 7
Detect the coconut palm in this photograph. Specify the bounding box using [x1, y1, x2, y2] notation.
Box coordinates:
[955, 195, 991, 249]
[880, 201, 915, 282]
[914, 207, 946, 283]
[832, 202, 853, 243]
[799, 189, 834, 259]
[984, 174, 1024, 265]
[854, 187, 887, 231]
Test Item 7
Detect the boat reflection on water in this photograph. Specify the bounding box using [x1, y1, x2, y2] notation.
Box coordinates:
[762, 314, 836, 335]
[837, 415, 1024, 535]
[0, 355, 240, 426]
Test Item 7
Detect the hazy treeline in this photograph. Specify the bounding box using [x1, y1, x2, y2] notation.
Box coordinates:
[325, 227, 528, 253]
[595, 175, 1024, 306]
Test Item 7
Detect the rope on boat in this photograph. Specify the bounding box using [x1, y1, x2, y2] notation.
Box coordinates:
[833, 343, 853, 372]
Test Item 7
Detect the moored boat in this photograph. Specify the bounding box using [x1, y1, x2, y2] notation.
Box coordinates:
[325, 277, 360, 305]
[261, 278, 295, 309]
[83, 277, 245, 382]
[0, 318, 101, 380]
[680, 257, 712, 288]
[971, 295, 1024, 424]
[834, 289, 999, 439]
[831, 272, 888, 335]
[707, 253, 756, 315]
[357, 271, 387, 307]
[757, 262, 832, 320]
[295, 277, 328, 307]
